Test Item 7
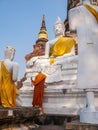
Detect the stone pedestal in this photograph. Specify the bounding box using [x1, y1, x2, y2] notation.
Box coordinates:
[86, 90, 95, 111]
[79, 90, 98, 124]
[19, 56, 98, 117]
[66, 120, 98, 130]
[79, 109, 98, 124]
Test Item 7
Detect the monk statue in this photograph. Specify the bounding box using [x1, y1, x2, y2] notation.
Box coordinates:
[0, 46, 21, 107]
[45, 17, 76, 61]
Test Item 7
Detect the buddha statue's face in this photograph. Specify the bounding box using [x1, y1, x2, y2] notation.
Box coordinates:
[4, 46, 15, 61]
[54, 17, 65, 37]
[54, 23, 64, 37]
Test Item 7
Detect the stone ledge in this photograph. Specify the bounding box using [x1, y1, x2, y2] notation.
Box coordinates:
[0, 106, 39, 127]
[66, 121, 98, 130]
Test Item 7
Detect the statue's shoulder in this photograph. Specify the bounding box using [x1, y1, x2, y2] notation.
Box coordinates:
[12, 61, 19, 68]
[4, 60, 18, 69]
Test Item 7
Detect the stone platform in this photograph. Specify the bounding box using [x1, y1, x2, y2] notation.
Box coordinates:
[0, 107, 39, 129]
[19, 88, 98, 115]
[66, 121, 98, 130]
[0, 107, 98, 130]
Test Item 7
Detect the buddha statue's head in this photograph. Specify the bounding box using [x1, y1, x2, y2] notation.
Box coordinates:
[4, 46, 15, 61]
[54, 17, 65, 37]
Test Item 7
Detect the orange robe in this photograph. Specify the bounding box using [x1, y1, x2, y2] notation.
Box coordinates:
[32, 73, 46, 107]
[0, 61, 18, 107]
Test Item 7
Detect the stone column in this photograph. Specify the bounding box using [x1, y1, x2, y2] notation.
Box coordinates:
[86, 89, 95, 112]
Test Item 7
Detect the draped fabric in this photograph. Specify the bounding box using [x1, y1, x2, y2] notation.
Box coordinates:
[84, 4, 98, 22]
[32, 73, 46, 107]
[50, 57, 55, 65]
[50, 37, 76, 57]
[0, 61, 18, 107]
[49, 36, 76, 64]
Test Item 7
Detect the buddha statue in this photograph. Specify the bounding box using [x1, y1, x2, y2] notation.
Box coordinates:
[45, 17, 76, 59]
[27, 17, 76, 67]
[0, 46, 21, 107]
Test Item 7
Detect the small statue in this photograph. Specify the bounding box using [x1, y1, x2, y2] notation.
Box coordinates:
[0, 46, 20, 107]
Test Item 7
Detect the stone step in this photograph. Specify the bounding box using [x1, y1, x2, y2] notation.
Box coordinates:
[66, 121, 98, 130]
[0, 107, 39, 127]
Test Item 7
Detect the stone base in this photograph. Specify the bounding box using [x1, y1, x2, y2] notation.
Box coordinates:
[19, 88, 86, 115]
[0, 107, 39, 129]
[66, 121, 98, 130]
[19, 88, 98, 117]
[19, 90, 33, 106]
[43, 105, 79, 115]
[79, 108, 98, 124]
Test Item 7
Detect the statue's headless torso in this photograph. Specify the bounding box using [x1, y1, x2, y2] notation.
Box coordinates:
[69, 0, 98, 88]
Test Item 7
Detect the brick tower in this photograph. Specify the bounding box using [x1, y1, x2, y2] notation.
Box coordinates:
[25, 15, 48, 61]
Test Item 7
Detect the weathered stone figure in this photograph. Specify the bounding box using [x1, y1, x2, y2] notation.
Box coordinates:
[45, 17, 75, 58]
[68, 0, 98, 124]
[0, 46, 19, 107]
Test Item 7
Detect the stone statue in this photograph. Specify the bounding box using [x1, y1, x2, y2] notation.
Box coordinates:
[0, 46, 21, 107]
[45, 17, 75, 59]
[68, 0, 98, 124]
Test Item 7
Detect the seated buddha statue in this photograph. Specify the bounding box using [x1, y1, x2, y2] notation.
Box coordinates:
[45, 17, 76, 62]
[0, 46, 21, 107]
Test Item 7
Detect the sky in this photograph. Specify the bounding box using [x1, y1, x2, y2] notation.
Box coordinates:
[0, 0, 67, 80]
